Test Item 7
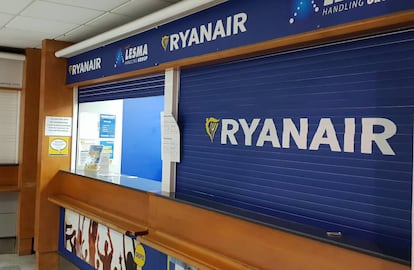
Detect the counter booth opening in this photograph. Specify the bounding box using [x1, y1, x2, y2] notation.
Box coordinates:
[73, 74, 165, 190]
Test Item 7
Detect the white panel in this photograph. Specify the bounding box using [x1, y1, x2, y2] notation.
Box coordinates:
[47, 0, 130, 11]
[112, 0, 173, 17]
[85, 12, 131, 29]
[0, 13, 13, 27]
[7, 16, 78, 35]
[0, 59, 24, 88]
[0, 28, 44, 48]
[57, 25, 100, 43]
[162, 68, 180, 193]
[0, 0, 32, 15]
[0, 27, 51, 39]
[21, 1, 104, 25]
[0, 90, 20, 164]
[0, 0, 184, 49]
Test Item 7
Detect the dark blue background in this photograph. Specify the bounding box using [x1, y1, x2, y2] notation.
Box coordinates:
[67, 0, 414, 84]
[176, 29, 414, 263]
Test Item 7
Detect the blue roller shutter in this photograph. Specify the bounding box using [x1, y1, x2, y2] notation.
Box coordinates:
[78, 74, 164, 103]
[177, 30, 414, 263]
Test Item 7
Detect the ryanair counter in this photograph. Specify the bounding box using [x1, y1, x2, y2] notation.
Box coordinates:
[36, 0, 414, 269]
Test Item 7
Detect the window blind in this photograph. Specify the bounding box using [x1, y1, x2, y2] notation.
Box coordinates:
[0, 90, 20, 164]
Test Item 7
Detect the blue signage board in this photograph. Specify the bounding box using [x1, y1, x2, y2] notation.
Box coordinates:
[67, 0, 414, 84]
[99, 114, 116, 138]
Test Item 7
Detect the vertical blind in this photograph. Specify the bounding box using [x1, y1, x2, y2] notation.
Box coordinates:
[0, 90, 20, 164]
[177, 30, 414, 262]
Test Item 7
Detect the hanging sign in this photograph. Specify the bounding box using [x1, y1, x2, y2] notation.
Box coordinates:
[66, 0, 414, 84]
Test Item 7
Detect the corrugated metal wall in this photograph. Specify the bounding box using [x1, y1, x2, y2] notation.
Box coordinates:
[177, 30, 414, 262]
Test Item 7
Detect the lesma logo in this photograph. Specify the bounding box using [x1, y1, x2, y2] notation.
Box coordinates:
[205, 116, 397, 156]
[114, 43, 148, 68]
[321, 0, 365, 16]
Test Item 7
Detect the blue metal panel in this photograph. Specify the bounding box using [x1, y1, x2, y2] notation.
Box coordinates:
[177, 30, 414, 262]
[121, 96, 163, 181]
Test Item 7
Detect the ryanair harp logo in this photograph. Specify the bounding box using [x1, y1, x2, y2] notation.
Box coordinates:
[161, 36, 170, 51]
[205, 117, 220, 142]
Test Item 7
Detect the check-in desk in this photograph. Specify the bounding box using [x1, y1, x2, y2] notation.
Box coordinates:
[45, 170, 409, 270]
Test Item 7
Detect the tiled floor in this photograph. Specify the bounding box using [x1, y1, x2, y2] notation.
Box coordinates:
[0, 254, 35, 270]
[0, 254, 79, 270]
[0, 238, 78, 270]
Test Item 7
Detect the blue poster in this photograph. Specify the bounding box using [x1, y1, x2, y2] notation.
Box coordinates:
[100, 141, 114, 159]
[99, 114, 116, 138]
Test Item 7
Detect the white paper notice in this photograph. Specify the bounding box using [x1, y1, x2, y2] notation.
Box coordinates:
[45, 116, 72, 136]
[162, 114, 180, 162]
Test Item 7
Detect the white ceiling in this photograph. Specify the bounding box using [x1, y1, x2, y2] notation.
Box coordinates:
[0, 0, 181, 50]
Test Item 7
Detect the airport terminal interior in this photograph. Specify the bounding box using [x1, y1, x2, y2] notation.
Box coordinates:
[0, 0, 413, 270]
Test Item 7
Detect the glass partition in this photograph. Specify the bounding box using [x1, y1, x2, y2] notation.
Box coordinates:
[75, 95, 164, 187]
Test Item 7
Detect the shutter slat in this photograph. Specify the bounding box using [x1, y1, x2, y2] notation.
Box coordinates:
[79, 74, 164, 103]
[177, 30, 414, 262]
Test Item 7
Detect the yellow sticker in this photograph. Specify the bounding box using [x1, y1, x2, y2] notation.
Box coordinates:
[48, 137, 69, 156]
[134, 243, 146, 267]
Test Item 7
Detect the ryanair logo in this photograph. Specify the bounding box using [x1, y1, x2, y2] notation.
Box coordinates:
[161, 12, 247, 52]
[205, 116, 397, 156]
[68, 57, 101, 76]
[161, 36, 169, 51]
[205, 117, 220, 142]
